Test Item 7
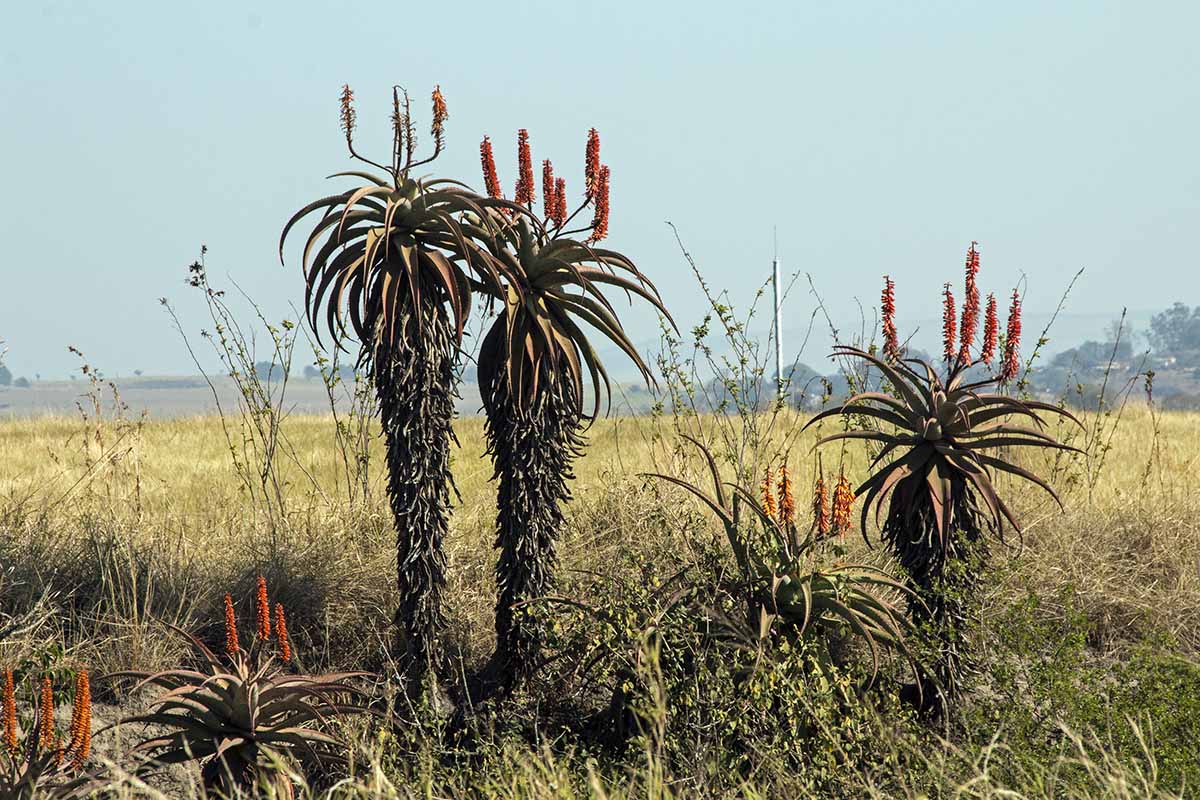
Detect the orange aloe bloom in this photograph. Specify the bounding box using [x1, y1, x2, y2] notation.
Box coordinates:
[881, 276, 898, 361]
[981, 292, 999, 366]
[38, 676, 54, 752]
[255, 576, 271, 641]
[761, 467, 777, 520]
[584, 128, 601, 194]
[339, 84, 356, 146]
[588, 165, 610, 242]
[224, 593, 240, 657]
[958, 242, 981, 365]
[542, 160, 556, 219]
[275, 603, 292, 665]
[552, 177, 568, 227]
[3, 668, 16, 754]
[1000, 288, 1022, 384]
[831, 472, 854, 536]
[67, 670, 91, 769]
[813, 475, 831, 538]
[942, 283, 957, 364]
[777, 465, 796, 527]
[515, 129, 535, 206]
[479, 136, 502, 199]
[430, 85, 447, 149]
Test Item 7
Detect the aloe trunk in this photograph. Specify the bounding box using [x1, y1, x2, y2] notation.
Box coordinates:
[883, 472, 988, 702]
[371, 290, 458, 681]
[483, 360, 582, 688]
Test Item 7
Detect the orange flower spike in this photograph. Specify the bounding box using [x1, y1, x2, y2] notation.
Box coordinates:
[68, 670, 91, 769]
[761, 467, 777, 520]
[981, 293, 999, 366]
[958, 242, 981, 365]
[777, 465, 796, 527]
[1001, 288, 1022, 383]
[813, 475, 831, 537]
[339, 84, 356, 147]
[275, 603, 292, 665]
[38, 676, 54, 751]
[2, 668, 16, 754]
[255, 576, 271, 641]
[881, 276, 898, 361]
[942, 283, 957, 363]
[515, 129, 535, 206]
[589, 165, 610, 242]
[430, 85, 448, 150]
[479, 137, 502, 199]
[831, 472, 855, 536]
[224, 593, 240, 657]
[552, 177, 568, 227]
[542, 160, 556, 219]
[584, 128, 601, 194]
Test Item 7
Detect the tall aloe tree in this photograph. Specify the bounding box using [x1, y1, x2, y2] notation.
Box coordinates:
[474, 131, 671, 686]
[804, 254, 1081, 704]
[280, 85, 512, 682]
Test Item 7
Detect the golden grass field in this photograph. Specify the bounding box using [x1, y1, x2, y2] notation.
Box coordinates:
[1, 404, 1199, 797]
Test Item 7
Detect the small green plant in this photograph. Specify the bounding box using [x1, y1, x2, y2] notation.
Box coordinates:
[1, 669, 97, 799]
[651, 436, 918, 682]
[112, 579, 373, 798]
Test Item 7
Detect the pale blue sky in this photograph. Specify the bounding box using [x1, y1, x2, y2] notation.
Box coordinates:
[2, 1, 1197, 379]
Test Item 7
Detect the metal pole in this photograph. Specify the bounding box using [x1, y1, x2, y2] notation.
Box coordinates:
[772, 230, 784, 398]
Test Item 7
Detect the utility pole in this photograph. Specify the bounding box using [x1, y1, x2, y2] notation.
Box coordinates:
[772, 228, 784, 399]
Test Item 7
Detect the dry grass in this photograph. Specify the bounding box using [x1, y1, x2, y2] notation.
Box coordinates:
[1, 404, 1198, 797]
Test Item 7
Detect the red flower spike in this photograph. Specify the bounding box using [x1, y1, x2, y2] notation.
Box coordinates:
[552, 177, 567, 227]
[38, 676, 54, 752]
[982, 292, 999, 366]
[480, 137, 502, 199]
[255, 575, 271, 641]
[224, 593, 240, 657]
[589, 165, 610, 242]
[2, 669, 15, 754]
[515, 129, 535, 206]
[1001, 288, 1022, 383]
[942, 283, 957, 363]
[275, 603, 292, 664]
[958, 242, 981, 365]
[881, 276, 898, 360]
[585, 128, 601, 194]
[542, 160, 556, 219]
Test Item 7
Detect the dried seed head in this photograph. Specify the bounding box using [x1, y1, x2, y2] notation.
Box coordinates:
[813, 475, 831, 537]
[430, 85, 448, 149]
[2, 668, 16, 754]
[942, 283, 957, 363]
[224, 593, 240, 657]
[339, 84, 356, 146]
[275, 603, 292, 665]
[584, 128, 601, 194]
[255, 576, 271, 641]
[958, 242, 981, 365]
[982, 292, 999, 366]
[515, 129, 535, 206]
[38, 676, 54, 752]
[588, 165, 610, 242]
[480, 137, 503, 199]
[1001, 288, 1022, 383]
[881, 276, 898, 361]
[761, 467, 777, 520]
[831, 472, 854, 536]
[777, 465, 796, 527]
